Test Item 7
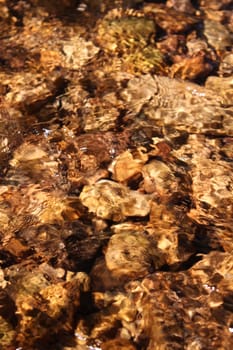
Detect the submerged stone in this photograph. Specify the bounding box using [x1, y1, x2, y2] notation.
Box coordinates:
[80, 179, 151, 221]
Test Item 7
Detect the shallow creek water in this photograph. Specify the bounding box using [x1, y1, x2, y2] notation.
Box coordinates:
[0, 1, 233, 349]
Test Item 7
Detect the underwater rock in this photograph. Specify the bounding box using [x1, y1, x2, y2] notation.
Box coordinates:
[143, 3, 199, 33]
[142, 159, 177, 195]
[205, 75, 233, 103]
[105, 231, 165, 280]
[204, 19, 232, 52]
[109, 148, 147, 183]
[166, 0, 196, 14]
[5, 264, 89, 349]
[200, 0, 233, 10]
[121, 74, 233, 138]
[96, 14, 165, 74]
[218, 52, 233, 77]
[80, 179, 151, 221]
[170, 54, 214, 81]
[0, 97, 22, 173]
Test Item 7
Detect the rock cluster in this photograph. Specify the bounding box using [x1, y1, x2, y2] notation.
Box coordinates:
[0, 0, 232, 349]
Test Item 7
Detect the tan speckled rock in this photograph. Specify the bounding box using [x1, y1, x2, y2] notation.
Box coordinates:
[105, 231, 165, 279]
[109, 149, 147, 182]
[80, 179, 152, 221]
[121, 74, 233, 138]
